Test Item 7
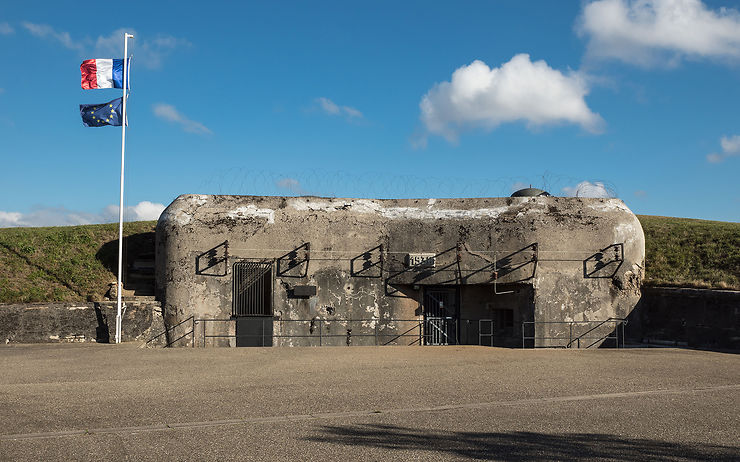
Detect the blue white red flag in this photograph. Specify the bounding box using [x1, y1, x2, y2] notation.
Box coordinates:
[80, 59, 129, 89]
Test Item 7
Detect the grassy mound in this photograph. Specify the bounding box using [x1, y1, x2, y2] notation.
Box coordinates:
[638, 215, 739, 290]
[0, 222, 155, 303]
[0, 215, 737, 304]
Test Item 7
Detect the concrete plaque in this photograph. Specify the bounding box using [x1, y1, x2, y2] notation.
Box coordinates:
[406, 253, 436, 268]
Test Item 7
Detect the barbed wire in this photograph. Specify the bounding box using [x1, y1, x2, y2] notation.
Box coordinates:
[195, 168, 620, 199]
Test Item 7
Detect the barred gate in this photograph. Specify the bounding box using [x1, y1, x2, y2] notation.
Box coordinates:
[232, 261, 273, 317]
[232, 261, 274, 347]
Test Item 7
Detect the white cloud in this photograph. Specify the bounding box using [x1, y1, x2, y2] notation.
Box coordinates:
[93, 28, 190, 69]
[419, 55, 604, 143]
[21, 23, 188, 69]
[315, 97, 364, 119]
[578, 0, 740, 66]
[0, 201, 165, 228]
[22, 22, 82, 51]
[103, 201, 166, 221]
[276, 178, 308, 195]
[0, 22, 14, 35]
[720, 134, 740, 153]
[0, 211, 22, 226]
[706, 153, 724, 163]
[152, 103, 212, 135]
[341, 106, 363, 119]
[562, 181, 614, 198]
[707, 134, 740, 163]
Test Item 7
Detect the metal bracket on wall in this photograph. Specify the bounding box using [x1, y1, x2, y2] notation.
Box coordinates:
[276, 242, 310, 278]
[492, 243, 538, 295]
[350, 244, 384, 278]
[492, 261, 514, 295]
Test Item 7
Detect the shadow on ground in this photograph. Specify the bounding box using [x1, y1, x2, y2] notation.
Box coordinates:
[305, 424, 739, 461]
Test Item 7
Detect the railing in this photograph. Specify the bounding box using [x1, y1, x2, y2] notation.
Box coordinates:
[478, 319, 494, 347]
[521, 318, 627, 349]
[146, 315, 195, 348]
[193, 317, 495, 347]
[198, 318, 235, 347]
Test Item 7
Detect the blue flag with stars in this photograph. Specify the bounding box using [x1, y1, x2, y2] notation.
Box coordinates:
[80, 97, 123, 127]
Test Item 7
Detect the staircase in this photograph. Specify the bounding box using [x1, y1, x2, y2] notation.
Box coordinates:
[121, 253, 156, 299]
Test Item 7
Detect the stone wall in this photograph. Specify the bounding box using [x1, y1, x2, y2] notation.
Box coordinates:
[626, 287, 740, 350]
[0, 301, 164, 345]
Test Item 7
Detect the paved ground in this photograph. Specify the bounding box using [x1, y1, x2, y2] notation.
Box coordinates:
[0, 344, 738, 461]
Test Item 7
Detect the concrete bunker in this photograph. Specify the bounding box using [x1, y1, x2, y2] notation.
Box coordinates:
[156, 194, 644, 348]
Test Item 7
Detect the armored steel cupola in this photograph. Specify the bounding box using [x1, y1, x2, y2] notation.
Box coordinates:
[511, 188, 550, 197]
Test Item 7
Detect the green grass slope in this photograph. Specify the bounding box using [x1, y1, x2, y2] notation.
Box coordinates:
[638, 215, 739, 290]
[0, 216, 737, 304]
[0, 222, 155, 303]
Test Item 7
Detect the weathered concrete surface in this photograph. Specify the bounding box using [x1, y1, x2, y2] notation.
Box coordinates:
[627, 287, 740, 350]
[156, 195, 645, 347]
[0, 345, 738, 460]
[0, 301, 163, 344]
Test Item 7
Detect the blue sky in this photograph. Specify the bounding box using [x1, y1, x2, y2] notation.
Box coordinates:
[0, 0, 738, 226]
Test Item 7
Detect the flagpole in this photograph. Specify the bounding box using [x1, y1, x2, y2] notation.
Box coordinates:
[116, 32, 134, 344]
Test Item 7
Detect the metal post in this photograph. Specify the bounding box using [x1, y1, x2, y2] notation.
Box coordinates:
[192, 318, 195, 348]
[374, 323, 378, 346]
[203, 320, 206, 348]
[521, 322, 524, 349]
[319, 319, 322, 347]
[115, 32, 134, 345]
[569, 322, 573, 349]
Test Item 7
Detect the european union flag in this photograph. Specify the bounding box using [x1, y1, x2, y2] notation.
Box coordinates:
[80, 97, 123, 127]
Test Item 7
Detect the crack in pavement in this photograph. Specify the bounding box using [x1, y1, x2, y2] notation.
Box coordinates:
[3, 384, 739, 441]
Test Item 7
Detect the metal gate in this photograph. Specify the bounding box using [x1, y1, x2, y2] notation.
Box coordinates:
[232, 261, 273, 317]
[232, 261, 274, 347]
[423, 289, 457, 345]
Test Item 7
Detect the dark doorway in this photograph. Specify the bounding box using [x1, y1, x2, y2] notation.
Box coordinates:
[458, 285, 535, 347]
[233, 261, 274, 347]
[423, 287, 458, 345]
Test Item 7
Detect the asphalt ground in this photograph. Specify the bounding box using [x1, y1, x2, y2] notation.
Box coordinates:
[0, 344, 738, 461]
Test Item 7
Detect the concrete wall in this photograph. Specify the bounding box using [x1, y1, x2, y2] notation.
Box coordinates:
[626, 287, 740, 350]
[156, 195, 645, 347]
[0, 301, 164, 345]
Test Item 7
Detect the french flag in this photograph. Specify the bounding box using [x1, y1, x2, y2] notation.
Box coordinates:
[80, 59, 129, 89]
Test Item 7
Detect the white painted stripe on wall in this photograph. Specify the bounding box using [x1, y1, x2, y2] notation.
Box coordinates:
[95, 59, 114, 89]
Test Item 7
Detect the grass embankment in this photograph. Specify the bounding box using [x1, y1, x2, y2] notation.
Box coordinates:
[0, 222, 155, 303]
[637, 215, 739, 290]
[0, 216, 737, 304]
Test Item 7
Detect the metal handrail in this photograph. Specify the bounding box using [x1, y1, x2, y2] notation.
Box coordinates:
[194, 317, 494, 347]
[522, 318, 627, 349]
[146, 315, 195, 348]
[569, 317, 627, 348]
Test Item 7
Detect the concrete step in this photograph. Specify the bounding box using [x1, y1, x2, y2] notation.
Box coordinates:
[122, 295, 157, 302]
[127, 273, 155, 280]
